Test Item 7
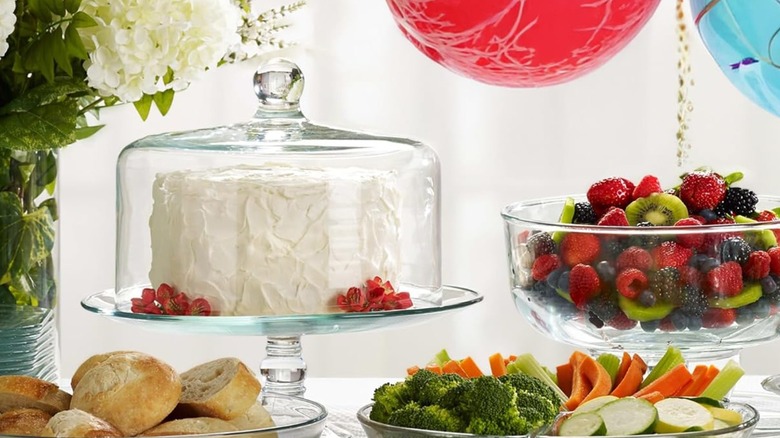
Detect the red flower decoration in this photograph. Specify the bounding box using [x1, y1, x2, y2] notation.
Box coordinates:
[336, 277, 413, 313]
[131, 284, 212, 316]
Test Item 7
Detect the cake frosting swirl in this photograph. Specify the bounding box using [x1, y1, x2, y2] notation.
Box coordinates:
[148, 164, 401, 315]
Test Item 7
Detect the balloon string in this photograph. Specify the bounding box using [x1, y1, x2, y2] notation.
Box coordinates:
[676, 0, 694, 167]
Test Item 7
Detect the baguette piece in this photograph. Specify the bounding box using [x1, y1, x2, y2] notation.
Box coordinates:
[42, 409, 122, 437]
[71, 351, 134, 390]
[228, 401, 275, 430]
[178, 358, 261, 420]
[140, 417, 238, 436]
[71, 352, 182, 436]
[0, 408, 52, 436]
[0, 376, 71, 415]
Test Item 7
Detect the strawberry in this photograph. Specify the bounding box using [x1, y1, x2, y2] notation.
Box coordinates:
[652, 241, 693, 269]
[674, 217, 704, 248]
[768, 247, 780, 275]
[616, 268, 648, 299]
[597, 207, 630, 226]
[632, 175, 663, 200]
[587, 177, 635, 216]
[560, 233, 601, 267]
[706, 261, 743, 296]
[679, 171, 726, 212]
[744, 250, 771, 280]
[702, 308, 736, 328]
[756, 210, 780, 243]
[698, 217, 740, 255]
[678, 265, 703, 288]
[616, 246, 652, 272]
[606, 311, 638, 330]
[569, 264, 601, 309]
[532, 254, 561, 281]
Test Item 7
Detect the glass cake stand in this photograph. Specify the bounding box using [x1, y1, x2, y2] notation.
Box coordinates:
[82, 285, 482, 396]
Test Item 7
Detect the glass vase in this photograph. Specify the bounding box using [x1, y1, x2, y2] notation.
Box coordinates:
[0, 149, 59, 382]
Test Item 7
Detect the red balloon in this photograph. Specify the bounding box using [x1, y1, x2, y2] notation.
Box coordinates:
[386, 0, 661, 87]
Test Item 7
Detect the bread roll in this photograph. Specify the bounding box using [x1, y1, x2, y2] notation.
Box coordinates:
[0, 408, 52, 436]
[178, 358, 261, 420]
[71, 351, 181, 436]
[71, 351, 135, 390]
[140, 417, 238, 436]
[0, 376, 71, 414]
[228, 401, 275, 430]
[42, 409, 122, 437]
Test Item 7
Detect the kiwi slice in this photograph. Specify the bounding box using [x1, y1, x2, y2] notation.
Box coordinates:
[734, 215, 778, 249]
[625, 193, 689, 226]
[553, 197, 576, 243]
[618, 295, 675, 322]
[709, 282, 762, 309]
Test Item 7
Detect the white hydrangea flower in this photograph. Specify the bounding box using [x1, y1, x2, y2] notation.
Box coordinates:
[79, 0, 241, 103]
[0, 0, 16, 59]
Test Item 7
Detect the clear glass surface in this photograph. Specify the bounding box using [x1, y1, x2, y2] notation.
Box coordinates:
[502, 195, 780, 363]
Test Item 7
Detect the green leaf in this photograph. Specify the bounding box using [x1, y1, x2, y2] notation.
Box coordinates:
[64, 25, 88, 60]
[0, 80, 88, 115]
[133, 93, 154, 121]
[39, 198, 57, 221]
[27, 0, 52, 22]
[0, 100, 80, 150]
[51, 29, 73, 77]
[33, 151, 56, 193]
[152, 89, 175, 116]
[0, 284, 14, 306]
[43, 0, 66, 16]
[17, 163, 35, 187]
[9, 206, 55, 278]
[64, 0, 81, 13]
[71, 11, 98, 28]
[74, 124, 104, 140]
[0, 192, 24, 280]
[162, 67, 175, 85]
[38, 37, 56, 83]
[0, 156, 10, 189]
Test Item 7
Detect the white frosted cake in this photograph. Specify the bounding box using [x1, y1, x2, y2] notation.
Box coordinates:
[148, 165, 401, 315]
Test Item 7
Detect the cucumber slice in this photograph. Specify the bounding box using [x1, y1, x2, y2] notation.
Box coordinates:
[654, 398, 714, 433]
[706, 405, 743, 426]
[680, 396, 723, 408]
[713, 419, 731, 430]
[558, 412, 606, 436]
[618, 295, 675, 322]
[596, 397, 657, 435]
[553, 197, 576, 243]
[709, 282, 762, 309]
[574, 395, 619, 414]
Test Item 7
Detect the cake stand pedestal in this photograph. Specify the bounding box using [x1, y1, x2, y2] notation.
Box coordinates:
[82, 285, 482, 396]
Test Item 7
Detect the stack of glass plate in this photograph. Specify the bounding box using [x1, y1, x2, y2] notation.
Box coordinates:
[0, 306, 58, 381]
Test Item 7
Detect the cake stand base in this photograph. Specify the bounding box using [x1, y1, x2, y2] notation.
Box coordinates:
[261, 336, 307, 396]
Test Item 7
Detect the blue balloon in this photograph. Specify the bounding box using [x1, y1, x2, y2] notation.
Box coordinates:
[691, 0, 780, 117]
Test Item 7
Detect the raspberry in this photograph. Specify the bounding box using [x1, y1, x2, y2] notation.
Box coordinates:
[587, 177, 635, 216]
[573, 202, 597, 225]
[674, 217, 704, 249]
[706, 261, 743, 297]
[606, 311, 638, 330]
[744, 250, 771, 280]
[597, 207, 630, 226]
[678, 265, 703, 288]
[679, 171, 727, 212]
[770, 247, 780, 275]
[560, 233, 601, 267]
[702, 308, 736, 328]
[616, 268, 648, 299]
[715, 187, 758, 217]
[650, 267, 682, 304]
[652, 241, 693, 269]
[569, 264, 601, 309]
[527, 232, 556, 258]
[616, 247, 653, 272]
[632, 175, 663, 200]
[719, 237, 752, 264]
[532, 254, 561, 281]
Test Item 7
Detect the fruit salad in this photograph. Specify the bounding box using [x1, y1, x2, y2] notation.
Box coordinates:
[511, 169, 780, 333]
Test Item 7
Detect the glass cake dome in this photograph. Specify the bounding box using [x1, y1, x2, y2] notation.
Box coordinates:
[114, 58, 441, 318]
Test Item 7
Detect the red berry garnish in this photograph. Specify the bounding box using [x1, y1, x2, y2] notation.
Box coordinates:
[587, 177, 635, 216]
[679, 171, 726, 212]
[616, 268, 648, 299]
[706, 261, 743, 297]
[560, 233, 601, 267]
[744, 250, 771, 280]
[188, 298, 213, 316]
[156, 283, 175, 303]
[632, 175, 663, 200]
[597, 207, 630, 226]
[569, 264, 601, 309]
[531, 254, 561, 281]
[336, 277, 413, 312]
[131, 283, 213, 316]
[616, 247, 652, 272]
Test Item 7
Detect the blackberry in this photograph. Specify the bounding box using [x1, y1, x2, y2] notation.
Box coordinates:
[719, 237, 753, 264]
[630, 222, 663, 248]
[573, 202, 597, 224]
[678, 285, 708, 316]
[527, 232, 556, 258]
[587, 294, 620, 322]
[650, 267, 682, 304]
[601, 238, 627, 259]
[715, 187, 759, 217]
[596, 261, 616, 283]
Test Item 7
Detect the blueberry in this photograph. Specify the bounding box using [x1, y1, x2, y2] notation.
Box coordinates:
[546, 268, 565, 289]
[749, 298, 771, 320]
[761, 276, 778, 295]
[670, 311, 688, 330]
[700, 209, 718, 222]
[700, 257, 721, 273]
[736, 306, 755, 325]
[638, 290, 657, 307]
[596, 261, 616, 283]
[557, 271, 570, 292]
[686, 315, 703, 331]
[641, 319, 661, 332]
[688, 254, 710, 269]
[588, 312, 605, 328]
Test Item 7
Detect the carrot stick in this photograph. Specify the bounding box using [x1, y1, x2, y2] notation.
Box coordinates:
[564, 352, 588, 411]
[611, 358, 645, 397]
[504, 355, 518, 366]
[637, 390, 665, 404]
[441, 360, 468, 377]
[425, 363, 443, 374]
[489, 353, 508, 377]
[459, 356, 484, 378]
[578, 356, 614, 407]
[614, 352, 632, 389]
[675, 364, 707, 396]
[632, 354, 648, 374]
[556, 363, 574, 397]
[633, 364, 693, 398]
[407, 365, 420, 376]
[681, 365, 719, 397]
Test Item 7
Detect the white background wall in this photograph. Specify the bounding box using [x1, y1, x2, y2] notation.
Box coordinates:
[58, 0, 780, 381]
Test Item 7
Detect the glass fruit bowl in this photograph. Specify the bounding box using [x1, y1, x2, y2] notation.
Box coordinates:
[501, 195, 780, 363]
[533, 401, 758, 437]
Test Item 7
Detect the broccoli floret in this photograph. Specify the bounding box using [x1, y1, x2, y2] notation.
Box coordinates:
[499, 372, 564, 412]
[416, 373, 465, 406]
[403, 369, 440, 399]
[457, 376, 530, 435]
[515, 389, 559, 430]
[370, 381, 411, 424]
[387, 402, 464, 432]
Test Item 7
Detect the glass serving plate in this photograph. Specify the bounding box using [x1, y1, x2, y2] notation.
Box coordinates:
[82, 286, 482, 395]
